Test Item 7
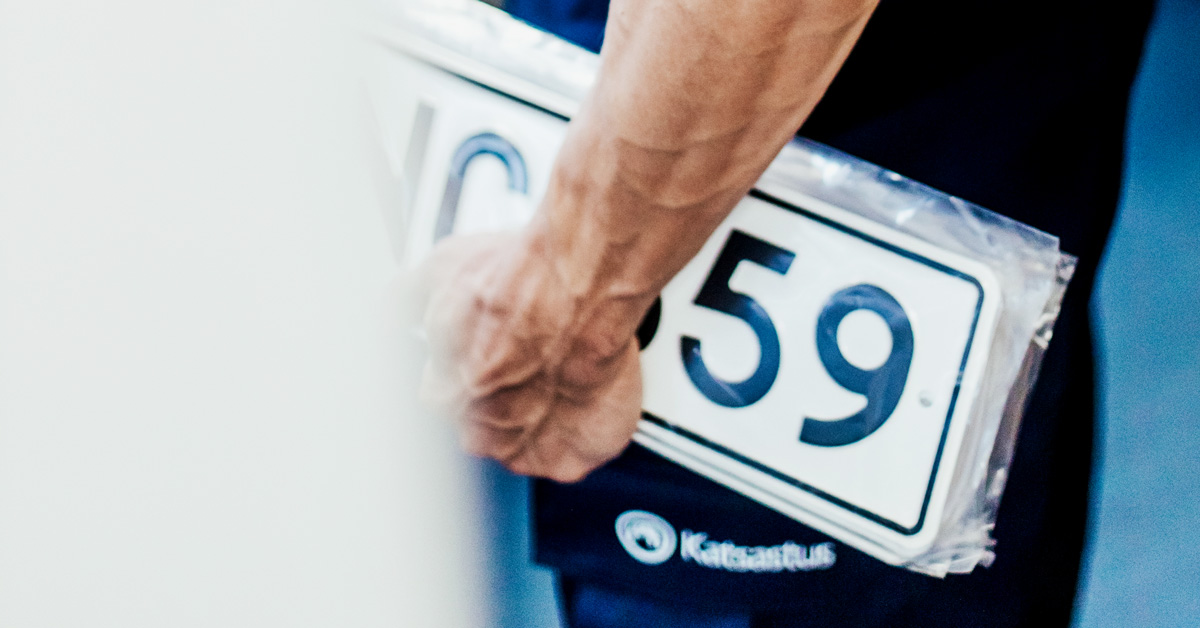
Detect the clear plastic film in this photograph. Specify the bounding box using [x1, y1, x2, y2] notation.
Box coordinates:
[367, 0, 1076, 577]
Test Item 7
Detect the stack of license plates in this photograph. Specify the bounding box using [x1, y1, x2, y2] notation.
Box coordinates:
[367, 0, 1072, 576]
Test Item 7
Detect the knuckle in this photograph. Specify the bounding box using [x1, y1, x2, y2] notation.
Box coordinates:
[461, 436, 494, 460]
[461, 423, 526, 461]
[547, 457, 596, 484]
[503, 456, 536, 478]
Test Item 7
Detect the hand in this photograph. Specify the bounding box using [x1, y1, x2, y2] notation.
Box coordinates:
[415, 232, 644, 483]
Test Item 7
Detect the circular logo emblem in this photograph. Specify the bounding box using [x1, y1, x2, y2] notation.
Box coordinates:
[615, 510, 677, 565]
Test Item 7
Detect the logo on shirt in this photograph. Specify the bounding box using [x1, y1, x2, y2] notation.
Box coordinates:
[614, 510, 838, 572]
[679, 531, 836, 573]
[615, 510, 677, 565]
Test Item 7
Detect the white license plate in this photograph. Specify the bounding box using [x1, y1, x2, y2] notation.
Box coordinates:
[373, 39, 1002, 564]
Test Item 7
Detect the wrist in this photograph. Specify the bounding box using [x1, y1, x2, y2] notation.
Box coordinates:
[523, 229, 652, 360]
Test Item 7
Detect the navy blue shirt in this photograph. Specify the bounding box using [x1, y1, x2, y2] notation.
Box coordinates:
[505, 0, 609, 53]
[510, 1, 1153, 624]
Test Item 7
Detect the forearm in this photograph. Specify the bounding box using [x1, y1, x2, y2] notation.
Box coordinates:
[527, 0, 878, 359]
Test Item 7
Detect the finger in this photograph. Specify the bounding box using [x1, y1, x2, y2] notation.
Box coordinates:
[410, 232, 516, 317]
[505, 342, 644, 482]
[417, 233, 518, 366]
[553, 341, 644, 467]
[504, 440, 596, 484]
[458, 374, 556, 460]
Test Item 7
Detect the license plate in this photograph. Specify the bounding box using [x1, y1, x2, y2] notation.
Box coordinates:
[373, 34, 1002, 564]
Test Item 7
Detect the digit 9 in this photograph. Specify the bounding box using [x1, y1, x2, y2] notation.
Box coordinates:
[800, 284, 914, 447]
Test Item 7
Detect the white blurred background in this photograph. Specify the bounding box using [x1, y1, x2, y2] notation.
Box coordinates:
[0, 1, 487, 626]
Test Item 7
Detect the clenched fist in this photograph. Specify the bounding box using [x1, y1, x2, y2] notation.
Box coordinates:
[415, 232, 645, 483]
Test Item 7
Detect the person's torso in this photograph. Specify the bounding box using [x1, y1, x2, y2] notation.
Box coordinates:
[511, 0, 1153, 622]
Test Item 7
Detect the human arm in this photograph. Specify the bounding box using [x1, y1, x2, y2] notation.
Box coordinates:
[419, 0, 878, 481]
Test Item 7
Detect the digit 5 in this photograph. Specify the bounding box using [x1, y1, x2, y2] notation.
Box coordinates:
[681, 230, 795, 408]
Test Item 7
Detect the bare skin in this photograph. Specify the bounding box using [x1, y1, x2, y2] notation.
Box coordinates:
[418, 0, 879, 482]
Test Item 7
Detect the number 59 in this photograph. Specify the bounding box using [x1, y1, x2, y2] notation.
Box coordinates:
[659, 229, 914, 448]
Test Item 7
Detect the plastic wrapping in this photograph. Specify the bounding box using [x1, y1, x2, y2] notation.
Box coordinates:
[367, 0, 1076, 576]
